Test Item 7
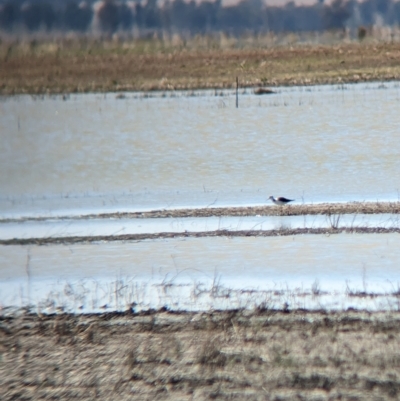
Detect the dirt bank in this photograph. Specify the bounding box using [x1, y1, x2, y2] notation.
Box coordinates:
[88, 201, 400, 219]
[3, 202, 400, 223]
[1, 227, 399, 246]
[2, 309, 400, 400]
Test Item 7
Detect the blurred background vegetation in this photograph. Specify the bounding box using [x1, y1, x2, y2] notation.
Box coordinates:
[0, 0, 399, 41]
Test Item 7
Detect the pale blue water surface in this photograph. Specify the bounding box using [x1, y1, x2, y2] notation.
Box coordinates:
[1, 234, 400, 313]
[1, 82, 400, 219]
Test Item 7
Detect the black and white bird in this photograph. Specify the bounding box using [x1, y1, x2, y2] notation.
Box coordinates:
[268, 196, 294, 205]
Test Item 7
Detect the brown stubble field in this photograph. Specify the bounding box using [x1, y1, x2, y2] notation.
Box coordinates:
[1, 38, 400, 94]
[2, 309, 400, 400]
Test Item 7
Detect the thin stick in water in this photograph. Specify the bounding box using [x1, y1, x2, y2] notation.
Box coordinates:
[236, 76, 239, 108]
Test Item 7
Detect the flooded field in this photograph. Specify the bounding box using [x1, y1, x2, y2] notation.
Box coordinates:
[3, 81, 400, 401]
[1, 82, 400, 218]
[1, 82, 400, 313]
[1, 233, 400, 313]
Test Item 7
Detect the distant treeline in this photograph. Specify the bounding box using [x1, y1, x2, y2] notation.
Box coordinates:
[0, 0, 399, 36]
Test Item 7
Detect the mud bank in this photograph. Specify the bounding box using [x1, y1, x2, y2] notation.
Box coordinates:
[2, 202, 400, 223]
[1, 226, 399, 246]
[92, 201, 400, 219]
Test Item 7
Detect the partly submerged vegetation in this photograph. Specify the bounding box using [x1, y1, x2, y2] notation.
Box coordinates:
[2, 201, 400, 223]
[2, 201, 400, 244]
[1, 227, 400, 246]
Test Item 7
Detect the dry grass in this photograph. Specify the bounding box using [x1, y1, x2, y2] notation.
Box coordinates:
[2, 309, 400, 400]
[1, 35, 400, 94]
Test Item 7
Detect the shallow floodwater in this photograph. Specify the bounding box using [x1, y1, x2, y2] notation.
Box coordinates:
[1, 233, 400, 312]
[1, 82, 400, 218]
[2, 82, 400, 313]
[1, 213, 399, 240]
